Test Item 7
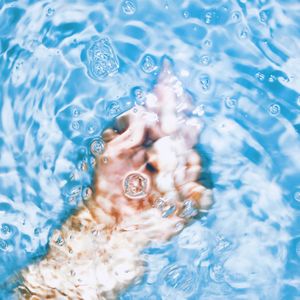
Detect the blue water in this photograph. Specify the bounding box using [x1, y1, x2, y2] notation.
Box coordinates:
[0, 0, 300, 299]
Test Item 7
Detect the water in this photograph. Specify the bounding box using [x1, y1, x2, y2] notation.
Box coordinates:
[0, 0, 300, 299]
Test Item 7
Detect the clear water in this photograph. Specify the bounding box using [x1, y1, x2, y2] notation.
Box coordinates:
[0, 0, 300, 299]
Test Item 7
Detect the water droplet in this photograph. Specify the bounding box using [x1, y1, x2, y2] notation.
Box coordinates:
[88, 38, 119, 80]
[90, 138, 104, 156]
[141, 55, 157, 74]
[232, 11, 241, 22]
[183, 10, 189, 18]
[224, 97, 237, 108]
[200, 74, 210, 91]
[268, 104, 280, 116]
[122, 0, 136, 15]
[46, 7, 55, 17]
[294, 191, 300, 202]
[255, 72, 265, 81]
[200, 55, 210, 66]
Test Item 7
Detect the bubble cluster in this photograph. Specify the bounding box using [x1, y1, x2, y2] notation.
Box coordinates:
[87, 38, 119, 80]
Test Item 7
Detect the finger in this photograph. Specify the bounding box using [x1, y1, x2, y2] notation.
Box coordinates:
[104, 106, 147, 158]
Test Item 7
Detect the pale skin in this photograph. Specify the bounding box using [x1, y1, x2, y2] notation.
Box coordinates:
[17, 60, 212, 300]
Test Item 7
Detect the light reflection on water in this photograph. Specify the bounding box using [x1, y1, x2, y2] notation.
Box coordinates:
[0, 0, 300, 299]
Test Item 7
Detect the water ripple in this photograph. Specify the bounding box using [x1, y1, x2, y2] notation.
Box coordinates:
[0, 0, 299, 299]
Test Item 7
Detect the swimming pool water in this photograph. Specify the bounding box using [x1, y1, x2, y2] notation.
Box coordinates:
[0, 0, 300, 299]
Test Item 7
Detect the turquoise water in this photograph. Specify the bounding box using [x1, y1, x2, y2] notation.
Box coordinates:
[0, 0, 300, 299]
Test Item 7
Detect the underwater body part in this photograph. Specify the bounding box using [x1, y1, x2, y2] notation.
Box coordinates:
[18, 60, 212, 300]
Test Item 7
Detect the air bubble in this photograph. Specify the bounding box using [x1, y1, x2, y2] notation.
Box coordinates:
[72, 107, 80, 118]
[200, 75, 210, 91]
[180, 200, 198, 218]
[255, 72, 265, 81]
[90, 156, 96, 168]
[122, 0, 136, 15]
[268, 75, 276, 82]
[69, 186, 82, 204]
[46, 7, 55, 17]
[259, 11, 268, 23]
[0, 224, 11, 238]
[90, 138, 104, 156]
[239, 27, 248, 39]
[107, 101, 121, 117]
[297, 96, 300, 106]
[141, 55, 157, 74]
[56, 236, 65, 246]
[183, 11, 189, 18]
[225, 97, 237, 108]
[193, 105, 205, 116]
[34, 228, 41, 236]
[205, 12, 213, 24]
[0, 239, 7, 251]
[231, 11, 241, 22]
[82, 187, 92, 201]
[132, 87, 146, 105]
[203, 40, 212, 48]
[294, 191, 300, 202]
[88, 38, 119, 80]
[71, 121, 80, 131]
[209, 264, 224, 282]
[200, 55, 210, 66]
[268, 104, 280, 116]
[87, 123, 97, 135]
